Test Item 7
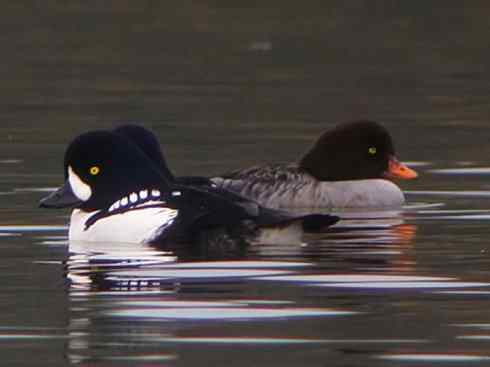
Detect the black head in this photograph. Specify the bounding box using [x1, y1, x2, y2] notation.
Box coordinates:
[40, 130, 170, 211]
[114, 124, 217, 187]
[298, 120, 417, 181]
[113, 124, 175, 181]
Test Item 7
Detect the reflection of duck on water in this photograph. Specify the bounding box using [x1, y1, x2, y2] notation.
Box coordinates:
[65, 222, 417, 291]
[65, 239, 295, 291]
[66, 240, 178, 291]
[295, 222, 418, 273]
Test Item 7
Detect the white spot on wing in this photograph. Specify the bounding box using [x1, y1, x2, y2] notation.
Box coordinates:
[68, 166, 92, 201]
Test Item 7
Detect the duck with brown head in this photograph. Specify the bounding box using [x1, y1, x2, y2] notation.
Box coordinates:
[212, 120, 417, 209]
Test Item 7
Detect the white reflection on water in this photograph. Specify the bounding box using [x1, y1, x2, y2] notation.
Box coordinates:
[453, 324, 490, 329]
[69, 353, 177, 364]
[115, 300, 292, 308]
[0, 159, 23, 164]
[318, 281, 489, 289]
[0, 233, 20, 237]
[378, 354, 490, 362]
[111, 268, 293, 281]
[430, 167, 490, 175]
[406, 190, 490, 197]
[423, 214, 490, 220]
[14, 187, 59, 193]
[404, 206, 490, 221]
[256, 274, 490, 290]
[0, 225, 67, 232]
[107, 306, 356, 320]
[257, 274, 452, 282]
[402, 161, 432, 167]
[0, 334, 69, 340]
[148, 337, 429, 345]
[103, 355, 177, 361]
[152, 260, 312, 268]
[38, 240, 69, 246]
[458, 335, 490, 340]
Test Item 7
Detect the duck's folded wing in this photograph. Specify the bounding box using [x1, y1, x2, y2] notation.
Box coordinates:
[168, 186, 253, 231]
[211, 164, 311, 204]
[174, 179, 261, 216]
[175, 176, 215, 186]
[169, 185, 338, 235]
[216, 163, 302, 182]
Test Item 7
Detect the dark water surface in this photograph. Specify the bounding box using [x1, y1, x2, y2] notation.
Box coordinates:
[2, 2, 490, 366]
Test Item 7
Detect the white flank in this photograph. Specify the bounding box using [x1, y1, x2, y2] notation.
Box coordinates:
[68, 166, 92, 201]
[69, 203, 178, 244]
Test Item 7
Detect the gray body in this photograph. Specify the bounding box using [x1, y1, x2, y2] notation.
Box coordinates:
[212, 164, 405, 210]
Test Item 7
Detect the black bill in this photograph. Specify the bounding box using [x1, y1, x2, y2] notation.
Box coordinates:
[39, 181, 83, 208]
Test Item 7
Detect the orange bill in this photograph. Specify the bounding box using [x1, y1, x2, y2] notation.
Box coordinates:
[385, 157, 418, 180]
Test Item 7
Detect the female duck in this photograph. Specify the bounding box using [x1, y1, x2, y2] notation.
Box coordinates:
[212, 121, 417, 209]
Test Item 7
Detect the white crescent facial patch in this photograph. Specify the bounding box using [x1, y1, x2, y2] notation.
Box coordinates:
[68, 166, 92, 201]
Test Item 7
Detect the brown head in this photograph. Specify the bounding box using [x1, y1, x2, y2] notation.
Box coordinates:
[299, 120, 417, 181]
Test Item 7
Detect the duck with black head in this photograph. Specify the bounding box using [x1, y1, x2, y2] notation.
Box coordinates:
[211, 120, 418, 209]
[40, 130, 338, 251]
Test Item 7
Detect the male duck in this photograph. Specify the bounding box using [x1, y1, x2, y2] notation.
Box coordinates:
[40, 130, 338, 248]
